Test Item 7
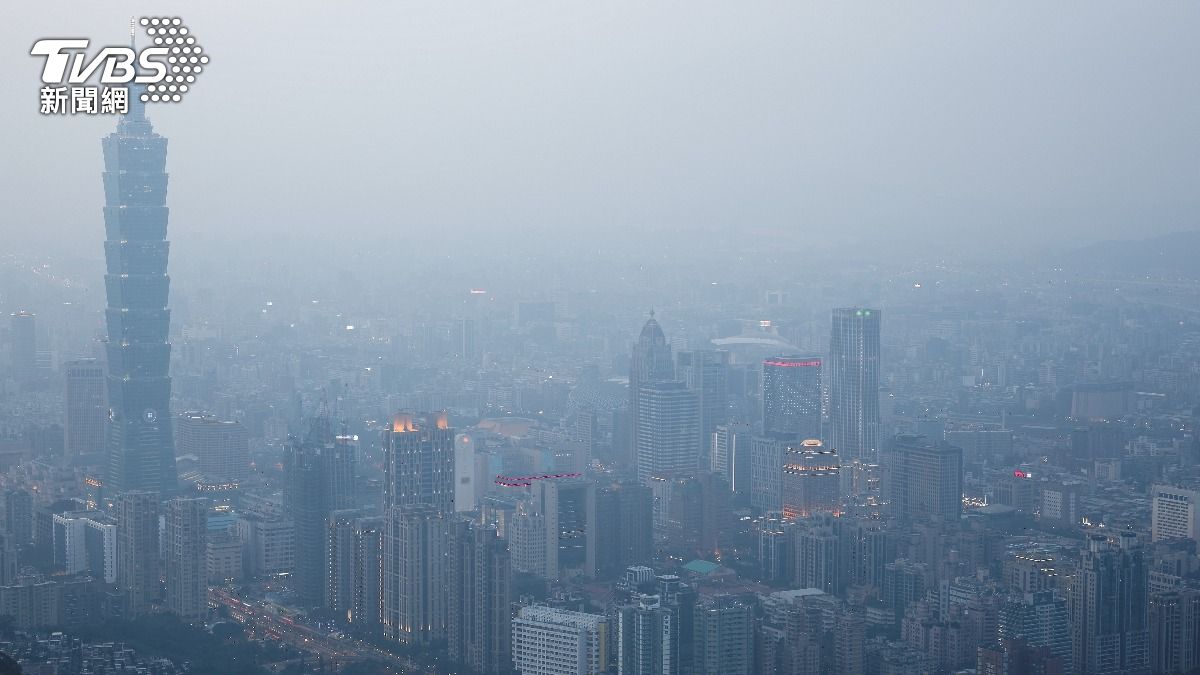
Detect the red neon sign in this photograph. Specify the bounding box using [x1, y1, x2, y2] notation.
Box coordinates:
[763, 359, 821, 368]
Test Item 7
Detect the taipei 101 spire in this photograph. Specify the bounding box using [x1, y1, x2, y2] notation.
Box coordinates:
[102, 77, 178, 495]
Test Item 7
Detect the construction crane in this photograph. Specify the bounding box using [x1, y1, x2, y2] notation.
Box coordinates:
[493, 472, 582, 487]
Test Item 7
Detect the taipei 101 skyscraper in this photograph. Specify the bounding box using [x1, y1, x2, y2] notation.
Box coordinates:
[102, 89, 178, 495]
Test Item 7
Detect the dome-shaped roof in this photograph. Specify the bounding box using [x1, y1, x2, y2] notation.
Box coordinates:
[638, 314, 666, 345]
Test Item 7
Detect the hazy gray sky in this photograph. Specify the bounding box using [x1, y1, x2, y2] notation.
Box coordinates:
[3, 1, 1198, 259]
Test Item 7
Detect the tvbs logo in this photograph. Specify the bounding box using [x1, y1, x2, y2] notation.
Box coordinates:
[31, 17, 208, 115]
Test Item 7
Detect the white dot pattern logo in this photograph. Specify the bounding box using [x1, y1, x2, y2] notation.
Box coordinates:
[137, 17, 209, 104]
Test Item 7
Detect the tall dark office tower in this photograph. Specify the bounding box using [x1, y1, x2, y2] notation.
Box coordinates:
[164, 496, 209, 621]
[284, 416, 357, 607]
[116, 491, 160, 617]
[635, 381, 701, 483]
[382, 412, 454, 512]
[693, 596, 754, 675]
[65, 359, 107, 458]
[586, 481, 653, 579]
[9, 312, 36, 380]
[349, 515, 385, 628]
[828, 308, 881, 471]
[999, 590, 1072, 673]
[629, 314, 675, 466]
[447, 520, 512, 675]
[761, 356, 822, 439]
[1071, 533, 1150, 675]
[886, 435, 963, 522]
[1149, 587, 1200, 674]
[4, 489, 33, 546]
[677, 350, 729, 461]
[326, 509, 365, 615]
[617, 576, 697, 675]
[102, 99, 177, 496]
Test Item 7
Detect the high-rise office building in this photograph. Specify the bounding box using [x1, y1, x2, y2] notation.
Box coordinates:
[1149, 587, 1200, 674]
[782, 439, 840, 520]
[791, 514, 841, 594]
[663, 473, 731, 559]
[326, 509, 364, 616]
[999, 590, 1072, 674]
[102, 96, 177, 496]
[349, 515, 384, 628]
[65, 359, 107, 458]
[828, 308, 881, 469]
[512, 605, 609, 675]
[529, 477, 589, 580]
[693, 596, 753, 675]
[284, 417, 356, 606]
[635, 381, 701, 483]
[4, 489, 33, 546]
[749, 434, 791, 513]
[116, 491, 160, 617]
[586, 481, 653, 579]
[382, 412, 454, 513]
[382, 505, 449, 645]
[446, 519, 511, 675]
[1070, 533, 1149, 675]
[164, 497, 209, 621]
[509, 504, 548, 577]
[616, 576, 697, 675]
[677, 349, 729, 463]
[710, 422, 752, 496]
[1151, 484, 1199, 542]
[9, 312, 36, 381]
[761, 356, 822, 439]
[629, 314, 675, 466]
[886, 435, 963, 522]
[176, 412, 249, 485]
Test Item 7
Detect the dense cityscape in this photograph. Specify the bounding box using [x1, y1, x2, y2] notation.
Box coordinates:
[5, 6, 1200, 675]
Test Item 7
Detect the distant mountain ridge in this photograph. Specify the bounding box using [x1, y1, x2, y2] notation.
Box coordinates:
[1057, 230, 1200, 278]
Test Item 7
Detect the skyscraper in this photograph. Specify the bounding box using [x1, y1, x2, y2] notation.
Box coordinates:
[284, 417, 356, 606]
[616, 576, 696, 675]
[382, 505, 449, 645]
[1070, 533, 1150, 675]
[176, 412, 249, 485]
[164, 496, 209, 621]
[349, 515, 385, 628]
[629, 314, 675, 466]
[999, 590, 1072, 673]
[446, 519, 511, 675]
[761, 356, 822, 439]
[828, 308, 881, 472]
[710, 422, 752, 496]
[676, 349, 729, 463]
[382, 412, 454, 512]
[886, 435, 962, 522]
[102, 97, 177, 495]
[1149, 587, 1200, 674]
[586, 481, 653, 579]
[781, 439, 840, 519]
[693, 596, 754, 675]
[116, 491, 160, 617]
[9, 311, 36, 381]
[529, 477, 589, 580]
[65, 359, 107, 458]
[634, 381, 701, 483]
